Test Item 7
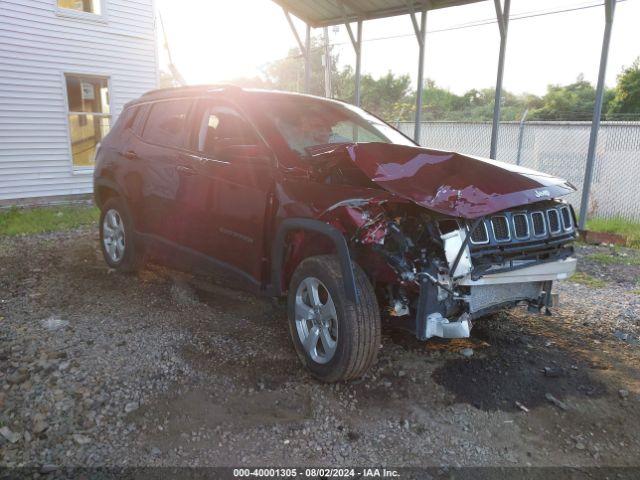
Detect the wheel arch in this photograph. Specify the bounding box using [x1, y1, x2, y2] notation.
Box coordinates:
[94, 178, 124, 210]
[270, 218, 357, 302]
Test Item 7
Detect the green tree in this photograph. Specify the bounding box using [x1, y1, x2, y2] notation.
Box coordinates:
[264, 37, 340, 97]
[227, 37, 635, 123]
[262, 39, 413, 121]
[607, 58, 640, 117]
[358, 71, 412, 120]
[530, 75, 614, 120]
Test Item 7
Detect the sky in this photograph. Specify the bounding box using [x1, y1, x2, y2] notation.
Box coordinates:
[155, 0, 640, 96]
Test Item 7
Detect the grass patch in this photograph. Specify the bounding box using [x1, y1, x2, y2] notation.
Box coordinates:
[585, 217, 640, 249]
[570, 271, 607, 288]
[586, 252, 640, 266]
[0, 204, 98, 237]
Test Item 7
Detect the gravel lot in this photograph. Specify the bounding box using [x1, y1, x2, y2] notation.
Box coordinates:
[1, 227, 639, 469]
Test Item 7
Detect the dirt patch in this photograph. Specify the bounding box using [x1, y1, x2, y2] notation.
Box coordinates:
[1, 229, 640, 468]
[432, 315, 608, 411]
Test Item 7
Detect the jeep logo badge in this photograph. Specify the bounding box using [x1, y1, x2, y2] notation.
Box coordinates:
[535, 189, 551, 198]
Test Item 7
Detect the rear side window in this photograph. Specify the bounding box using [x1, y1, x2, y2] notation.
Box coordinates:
[117, 106, 139, 132]
[142, 99, 192, 149]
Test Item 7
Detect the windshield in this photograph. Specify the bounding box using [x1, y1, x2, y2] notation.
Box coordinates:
[258, 96, 415, 158]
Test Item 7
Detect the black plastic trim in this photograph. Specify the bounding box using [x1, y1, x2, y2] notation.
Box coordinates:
[270, 218, 357, 302]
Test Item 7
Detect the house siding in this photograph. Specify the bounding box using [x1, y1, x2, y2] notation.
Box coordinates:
[0, 0, 158, 201]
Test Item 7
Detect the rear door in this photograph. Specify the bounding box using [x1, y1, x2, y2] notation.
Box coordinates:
[134, 98, 195, 245]
[183, 98, 275, 283]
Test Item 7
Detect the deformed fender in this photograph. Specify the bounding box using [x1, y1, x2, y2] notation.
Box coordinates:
[271, 218, 357, 302]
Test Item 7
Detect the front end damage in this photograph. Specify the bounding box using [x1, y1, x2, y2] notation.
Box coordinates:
[325, 198, 577, 341]
[285, 142, 579, 341]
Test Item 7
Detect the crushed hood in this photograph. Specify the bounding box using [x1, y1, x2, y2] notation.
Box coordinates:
[346, 143, 576, 219]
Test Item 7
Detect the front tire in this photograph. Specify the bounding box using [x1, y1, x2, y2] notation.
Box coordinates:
[99, 197, 142, 272]
[287, 255, 380, 382]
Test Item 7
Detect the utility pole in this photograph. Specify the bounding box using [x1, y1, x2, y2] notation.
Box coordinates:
[489, 0, 511, 159]
[323, 27, 332, 98]
[578, 0, 616, 230]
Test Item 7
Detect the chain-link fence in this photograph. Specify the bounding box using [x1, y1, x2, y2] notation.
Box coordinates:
[396, 121, 640, 222]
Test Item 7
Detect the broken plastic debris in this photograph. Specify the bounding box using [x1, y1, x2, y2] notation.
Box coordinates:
[41, 316, 68, 331]
[545, 393, 568, 411]
[425, 312, 472, 339]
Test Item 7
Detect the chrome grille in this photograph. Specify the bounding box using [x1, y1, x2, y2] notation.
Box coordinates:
[560, 205, 572, 230]
[547, 209, 561, 234]
[512, 213, 529, 239]
[470, 222, 489, 244]
[470, 205, 575, 246]
[491, 216, 510, 241]
[531, 212, 546, 236]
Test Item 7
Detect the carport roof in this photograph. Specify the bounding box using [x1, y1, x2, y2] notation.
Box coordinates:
[270, 0, 486, 27]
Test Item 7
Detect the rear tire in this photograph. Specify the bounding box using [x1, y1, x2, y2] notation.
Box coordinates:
[287, 255, 380, 382]
[99, 197, 142, 272]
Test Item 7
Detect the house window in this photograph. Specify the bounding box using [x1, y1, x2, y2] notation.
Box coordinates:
[65, 74, 110, 167]
[57, 0, 101, 15]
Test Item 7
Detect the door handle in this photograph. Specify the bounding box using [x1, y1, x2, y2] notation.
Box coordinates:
[176, 165, 197, 175]
[123, 150, 139, 160]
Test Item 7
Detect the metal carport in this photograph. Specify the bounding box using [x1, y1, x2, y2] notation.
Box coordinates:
[270, 0, 617, 229]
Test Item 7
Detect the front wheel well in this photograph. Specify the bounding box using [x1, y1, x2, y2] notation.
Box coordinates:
[94, 185, 119, 210]
[270, 219, 358, 302]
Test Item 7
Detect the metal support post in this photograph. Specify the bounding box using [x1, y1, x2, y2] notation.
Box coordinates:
[490, 0, 511, 160]
[407, 1, 429, 143]
[579, 0, 616, 230]
[323, 27, 332, 97]
[344, 17, 363, 106]
[516, 108, 528, 166]
[305, 24, 311, 93]
[283, 9, 311, 94]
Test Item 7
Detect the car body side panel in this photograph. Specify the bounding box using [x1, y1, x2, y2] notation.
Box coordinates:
[273, 177, 396, 222]
[202, 157, 275, 281]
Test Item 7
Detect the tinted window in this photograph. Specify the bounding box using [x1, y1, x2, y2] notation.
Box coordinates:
[118, 106, 139, 131]
[257, 96, 414, 158]
[197, 104, 259, 158]
[142, 100, 192, 149]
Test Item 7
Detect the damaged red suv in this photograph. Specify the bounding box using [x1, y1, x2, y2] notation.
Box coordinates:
[94, 86, 578, 382]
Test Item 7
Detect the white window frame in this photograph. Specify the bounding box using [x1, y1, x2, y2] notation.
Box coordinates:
[61, 72, 112, 174]
[55, 0, 108, 23]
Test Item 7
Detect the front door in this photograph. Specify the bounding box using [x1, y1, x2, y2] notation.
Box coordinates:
[183, 99, 275, 284]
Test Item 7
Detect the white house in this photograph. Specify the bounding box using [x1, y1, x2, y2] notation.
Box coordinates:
[0, 0, 158, 203]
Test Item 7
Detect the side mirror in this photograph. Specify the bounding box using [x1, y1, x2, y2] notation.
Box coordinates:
[216, 144, 273, 164]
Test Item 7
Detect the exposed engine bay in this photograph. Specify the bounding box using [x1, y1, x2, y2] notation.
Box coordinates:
[308, 148, 578, 341]
[353, 200, 576, 340]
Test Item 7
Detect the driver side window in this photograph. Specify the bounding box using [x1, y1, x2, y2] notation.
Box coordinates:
[197, 103, 259, 159]
[332, 120, 386, 143]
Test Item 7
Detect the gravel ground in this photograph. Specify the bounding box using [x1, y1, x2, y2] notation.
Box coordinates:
[1, 228, 639, 469]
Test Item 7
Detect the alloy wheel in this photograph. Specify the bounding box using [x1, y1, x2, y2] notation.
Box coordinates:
[294, 277, 338, 364]
[102, 209, 126, 263]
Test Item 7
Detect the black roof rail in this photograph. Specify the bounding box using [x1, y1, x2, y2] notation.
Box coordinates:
[140, 84, 243, 98]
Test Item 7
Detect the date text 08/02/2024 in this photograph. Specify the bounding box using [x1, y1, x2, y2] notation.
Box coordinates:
[232, 468, 400, 477]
